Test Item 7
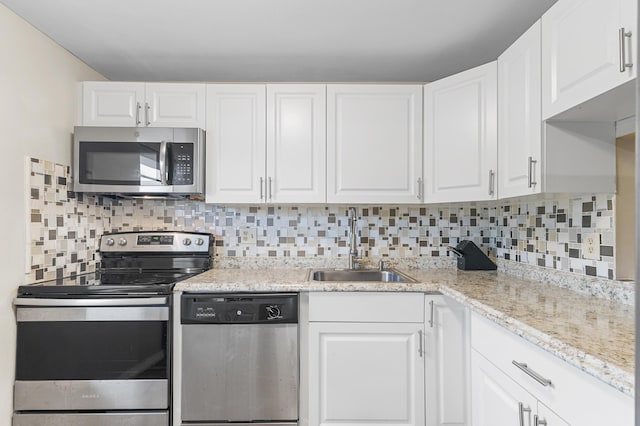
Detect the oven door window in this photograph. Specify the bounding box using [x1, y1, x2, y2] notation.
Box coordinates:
[16, 321, 168, 381]
[78, 142, 163, 186]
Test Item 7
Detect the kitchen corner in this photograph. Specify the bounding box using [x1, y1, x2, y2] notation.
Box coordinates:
[176, 259, 635, 397]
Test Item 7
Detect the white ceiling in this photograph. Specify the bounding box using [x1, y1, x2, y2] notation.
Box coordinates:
[1, 0, 557, 82]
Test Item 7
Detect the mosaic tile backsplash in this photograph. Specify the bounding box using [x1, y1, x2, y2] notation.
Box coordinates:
[27, 157, 618, 283]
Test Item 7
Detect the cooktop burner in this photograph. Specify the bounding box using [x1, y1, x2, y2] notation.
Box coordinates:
[19, 231, 214, 298]
[16, 270, 195, 297]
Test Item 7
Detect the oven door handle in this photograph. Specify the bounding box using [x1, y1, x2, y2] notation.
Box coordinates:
[14, 297, 169, 307]
[16, 305, 169, 322]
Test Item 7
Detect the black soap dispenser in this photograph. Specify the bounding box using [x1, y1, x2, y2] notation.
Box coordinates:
[448, 240, 497, 271]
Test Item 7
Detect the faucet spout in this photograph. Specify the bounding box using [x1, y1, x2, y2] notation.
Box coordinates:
[348, 207, 359, 269]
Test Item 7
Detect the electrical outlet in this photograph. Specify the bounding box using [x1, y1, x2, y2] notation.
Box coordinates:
[240, 228, 257, 244]
[582, 232, 600, 260]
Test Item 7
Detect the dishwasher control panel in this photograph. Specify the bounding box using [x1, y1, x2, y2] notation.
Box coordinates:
[181, 293, 298, 324]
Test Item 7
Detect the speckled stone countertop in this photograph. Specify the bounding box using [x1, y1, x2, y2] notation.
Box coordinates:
[177, 266, 634, 397]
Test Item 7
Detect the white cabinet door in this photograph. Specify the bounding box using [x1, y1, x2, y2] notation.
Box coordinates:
[81, 82, 205, 128]
[424, 295, 470, 426]
[309, 322, 425, 426]
[471, 350, 537, 426]
[327, 85, 423, 204]
[424, 62, 497, 203]
[205, 84, 266, 203]
[498, 21, 542, 199]
[541, 0, 637, 119]
[145, 83, 205, 128]
[81, 82, 144, 126]
[267, 84, 326, 203]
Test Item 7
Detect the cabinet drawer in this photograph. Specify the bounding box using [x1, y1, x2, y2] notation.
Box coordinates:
[471, 312, 633, 426]
[308, 292, 424, 323]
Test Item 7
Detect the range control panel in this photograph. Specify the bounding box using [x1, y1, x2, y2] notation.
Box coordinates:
[181, 293, 298, 324]
[99, 231, 213, 253]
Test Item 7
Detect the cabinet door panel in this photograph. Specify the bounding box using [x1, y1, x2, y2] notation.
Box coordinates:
[267, 85, 326, 203]
[424, 62, 497, 203]
[542, 0, 636, 118]
[205, 85, 266, 203]
[309, 322, 424, 426]
[82, 82, 144, 126]
[145, 83, 205, 128]
[327, 85, 422, 204]
[471, 350, 536, 426]
[425, 296, 470, 426]
[498, 21, 542, 199]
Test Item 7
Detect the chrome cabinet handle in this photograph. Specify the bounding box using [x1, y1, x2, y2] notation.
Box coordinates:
[418, 330, 423, 357]
[619, 27, 633, 72]
[512, 360, 552, 387]
[527, 156, 537, 188]
[268, 177, 273, 201]
[428, 300, 434, 328]
[534, 415, 547, 426]
[417, 177, 423, 200]
[488, 169, 495, 196]
[136, 102, 141, 126]
[259, 177, 264, 200]
[518, 402, 531, 426]
[145, 102, 151, 126]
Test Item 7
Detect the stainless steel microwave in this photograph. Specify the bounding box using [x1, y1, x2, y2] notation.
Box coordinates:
[73, 126, 205, 195]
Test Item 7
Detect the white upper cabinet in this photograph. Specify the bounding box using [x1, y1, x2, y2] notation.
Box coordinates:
[541, 0, 637, 119]
[206, 84, 326, 204]
[267, 85, 326, 203]
[144, 83, 206, 128]
[81, 82, 144, 127]
[205, 84, 266, 204]
[424, 62, 497, 203]
[327, 85, 423, 204]
[81, 82, 205, 128]
[498, 21, 542, 199]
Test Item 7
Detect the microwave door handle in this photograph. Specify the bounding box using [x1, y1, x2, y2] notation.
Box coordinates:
[159, 141, 168, 185]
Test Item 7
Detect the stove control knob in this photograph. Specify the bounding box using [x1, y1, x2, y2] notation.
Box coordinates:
[105, 238, 115, 246]
[183, 238, 192, 246]
[118, 238, 127, 246]
[195, 238, 205, 246]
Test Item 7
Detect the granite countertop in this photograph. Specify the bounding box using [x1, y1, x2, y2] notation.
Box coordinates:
[177, 266, 635, 397]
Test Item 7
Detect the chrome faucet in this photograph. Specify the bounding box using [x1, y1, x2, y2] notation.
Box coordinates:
[348, 207, 360, 269]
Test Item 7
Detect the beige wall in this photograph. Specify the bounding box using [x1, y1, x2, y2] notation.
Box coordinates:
[616, 134, 636, 280]
[0, 4, 104, 422]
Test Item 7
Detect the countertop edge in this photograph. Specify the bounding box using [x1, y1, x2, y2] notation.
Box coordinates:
[437, 285, 634, 398]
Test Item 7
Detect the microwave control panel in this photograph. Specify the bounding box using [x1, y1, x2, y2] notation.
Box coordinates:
[170, 143, 194, 185]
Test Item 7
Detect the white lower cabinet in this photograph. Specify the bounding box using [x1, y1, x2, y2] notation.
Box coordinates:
[424, 295, 470, 426]
[307, 292, 425, 426]
[471, 349, 547, 426]
[471, 312, 633, 426]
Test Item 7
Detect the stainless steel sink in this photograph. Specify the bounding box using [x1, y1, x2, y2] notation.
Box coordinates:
[311, 269, 417, 283]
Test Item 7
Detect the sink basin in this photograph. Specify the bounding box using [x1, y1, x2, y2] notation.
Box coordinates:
[311, 269, 417, 283]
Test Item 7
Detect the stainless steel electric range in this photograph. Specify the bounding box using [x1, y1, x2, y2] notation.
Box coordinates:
[13, 231, 214, 426]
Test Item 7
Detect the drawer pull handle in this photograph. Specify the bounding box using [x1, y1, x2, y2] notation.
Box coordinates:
[518, 402, 531, 426]
[512, 360, 552, 387]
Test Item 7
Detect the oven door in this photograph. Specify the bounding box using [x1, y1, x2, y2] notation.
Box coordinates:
[14, 297, 170, 412]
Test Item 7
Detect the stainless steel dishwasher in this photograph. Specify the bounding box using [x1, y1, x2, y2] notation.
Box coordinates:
[180, 293, 299, 426]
